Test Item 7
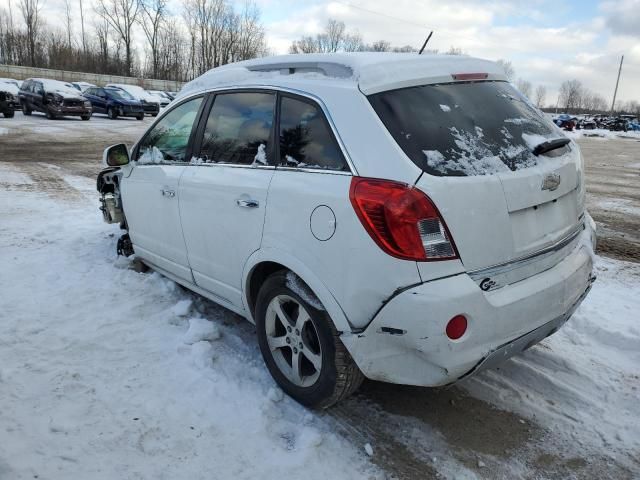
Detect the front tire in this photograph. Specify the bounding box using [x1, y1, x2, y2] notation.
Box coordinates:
[3, 110, 14, 118]
[255, 271, 363, 408]
[22, 104, 32, 115]
[107, 107, 117, 119]
[81, 114, 91, 121]
[46, 108, 57, 120]
[136, 114, 144, 121]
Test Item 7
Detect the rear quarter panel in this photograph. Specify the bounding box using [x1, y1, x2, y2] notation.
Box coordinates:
[262, 170, 423, 330]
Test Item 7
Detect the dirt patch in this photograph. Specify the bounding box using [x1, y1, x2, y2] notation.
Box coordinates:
[577, 136, 640, 263]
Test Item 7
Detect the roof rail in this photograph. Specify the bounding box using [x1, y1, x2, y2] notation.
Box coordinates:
[246, 61, 353, 78]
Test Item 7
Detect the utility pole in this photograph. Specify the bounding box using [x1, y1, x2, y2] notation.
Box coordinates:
[611, 55, 624, 113]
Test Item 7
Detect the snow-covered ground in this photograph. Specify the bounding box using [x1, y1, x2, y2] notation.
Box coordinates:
[0, 172, 380, 479]
[565, 128, 640, 141]
[1, 156, 639, 478]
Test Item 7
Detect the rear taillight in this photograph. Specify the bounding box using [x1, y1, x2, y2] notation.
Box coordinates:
[349, 177, 458, 261]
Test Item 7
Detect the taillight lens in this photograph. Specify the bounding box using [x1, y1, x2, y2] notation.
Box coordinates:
[349, 177, 458, 261]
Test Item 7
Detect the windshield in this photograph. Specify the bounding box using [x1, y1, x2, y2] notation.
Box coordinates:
[368, 81, 563, 177]
[41, 79, 80, 96]
[106, 88, 135, 101]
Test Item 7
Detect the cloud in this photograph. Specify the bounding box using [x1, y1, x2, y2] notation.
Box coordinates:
[601, 0, 640, 37]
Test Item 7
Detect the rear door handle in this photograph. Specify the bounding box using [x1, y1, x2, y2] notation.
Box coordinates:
[236, 198, 259, 208]
[161, 189, 176, 198]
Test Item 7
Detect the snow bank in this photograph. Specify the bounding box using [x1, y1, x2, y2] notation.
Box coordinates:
[0, 177, 379, 480]
[463, 256, 640, 458]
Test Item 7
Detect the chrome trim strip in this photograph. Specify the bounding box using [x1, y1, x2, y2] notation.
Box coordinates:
[468, 224, 584, 280]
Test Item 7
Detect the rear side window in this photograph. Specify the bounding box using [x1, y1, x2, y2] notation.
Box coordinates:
[198, 92, 275, 166]
[136, 96, 203, 164]
[278, 96, 348, 171]
[368, 81, 561, 177]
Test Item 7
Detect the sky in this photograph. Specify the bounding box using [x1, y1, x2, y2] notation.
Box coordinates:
[1, 0, 638, 105]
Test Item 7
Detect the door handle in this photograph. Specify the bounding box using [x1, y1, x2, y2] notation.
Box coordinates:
[161, 189, 176, 198]
[236, 198, 259, 208]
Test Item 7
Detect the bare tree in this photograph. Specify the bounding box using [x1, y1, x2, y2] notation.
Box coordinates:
[534, 85, 546, 108]
[139, 0, 167, 78]
[290, 18, 361, 53]
[63, 0, 73, 47]
[559, 79, 583, 111]
[18, 0, 42, 66]
[446, 46, 464, 55]
[515, 78, 532, 98]
[96, 0, 140, 75]
[368, 40, 390, 52]
[496, 59, 515, 81]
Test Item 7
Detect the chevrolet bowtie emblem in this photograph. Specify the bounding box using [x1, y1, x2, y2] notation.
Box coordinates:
[542, 173, 561, 191]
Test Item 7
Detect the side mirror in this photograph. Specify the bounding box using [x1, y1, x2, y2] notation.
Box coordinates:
[103, 143, 130, 167]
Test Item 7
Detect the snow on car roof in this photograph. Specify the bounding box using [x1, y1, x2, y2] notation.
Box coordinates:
[29, 78, 79, 94]
[0, 81, 19, 95]
[179, 52, 507, 98]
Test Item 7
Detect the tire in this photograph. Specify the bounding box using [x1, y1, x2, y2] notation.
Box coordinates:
[22, 104, 32, 116]
[4, 110, 14, 118]
[255, 271, 364, 408]
[151, 113, 158, 117]
[136, 114, 144, 121]
[46, 109, 57, 120]
[81, 114, 91, 121]
[107, 107, 117, 120]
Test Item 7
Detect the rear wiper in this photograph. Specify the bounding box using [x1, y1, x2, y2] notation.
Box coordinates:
[532, 137, 571, 156]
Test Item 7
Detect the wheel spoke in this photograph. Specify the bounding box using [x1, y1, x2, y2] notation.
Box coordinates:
[291, 351, 303, 383]
[295, 307, 311, 330]
[301, 348, 321, 371]
[267, 334, 288, 352]
[273, 299, 294, 327]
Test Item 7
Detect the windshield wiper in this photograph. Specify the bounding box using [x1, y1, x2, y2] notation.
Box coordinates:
[532, 137, 571, 156]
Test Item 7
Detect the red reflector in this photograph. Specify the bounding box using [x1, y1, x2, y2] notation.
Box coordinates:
[349, 177, 458, 261]
[446, 315, 467, 340]
[451, 73, 488, 81]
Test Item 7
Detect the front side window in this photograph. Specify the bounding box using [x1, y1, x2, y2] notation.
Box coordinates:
[278, 96, 348, 171]
[136, 96, 203, 164]
[198, 92, 275, 166]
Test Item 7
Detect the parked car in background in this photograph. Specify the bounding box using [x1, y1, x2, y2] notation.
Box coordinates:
[0, 80, 20, 117]
[553, 114, 577, 131]
[18, 78, 92, 120]
[0, 78, 22, 89]
[577, 118, 596, 130]
[83, 86, 145, 120]
[148, 90, 172, 108]
[97, 53, 596, 407]
[106, 84, 160, 116]
[608, 117, 629, 132]
[72, 81, 97, 93]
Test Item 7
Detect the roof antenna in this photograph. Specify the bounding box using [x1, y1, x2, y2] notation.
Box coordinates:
[418, 31, 434, 55]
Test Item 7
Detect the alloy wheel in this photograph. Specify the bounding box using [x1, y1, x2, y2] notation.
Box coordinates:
[264, 294, 322, 387]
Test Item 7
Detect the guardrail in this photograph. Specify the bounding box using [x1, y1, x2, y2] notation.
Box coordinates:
[0, 64, 185, 91]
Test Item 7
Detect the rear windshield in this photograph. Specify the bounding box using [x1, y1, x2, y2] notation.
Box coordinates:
[368, 81, 562, 176]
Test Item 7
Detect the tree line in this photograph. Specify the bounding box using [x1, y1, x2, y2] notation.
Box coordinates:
[0, 9, 638, 116]
[0, 0, 268, 82]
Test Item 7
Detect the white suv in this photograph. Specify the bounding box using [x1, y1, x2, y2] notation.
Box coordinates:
[98, 53, 597, 407]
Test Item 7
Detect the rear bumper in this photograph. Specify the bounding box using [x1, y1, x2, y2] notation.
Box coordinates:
[341, 221, 596, 386]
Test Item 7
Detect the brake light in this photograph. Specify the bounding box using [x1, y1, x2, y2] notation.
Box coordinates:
[451, 73, 488, 81]
[349, 177, 458, 261]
